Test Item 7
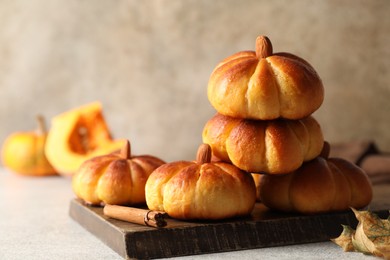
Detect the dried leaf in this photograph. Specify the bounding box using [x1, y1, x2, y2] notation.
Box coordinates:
[331, 225, 355, 252]
[352, 208, 390, 249]
[352, 221, 377, 254]
[333, 208, 390, 259]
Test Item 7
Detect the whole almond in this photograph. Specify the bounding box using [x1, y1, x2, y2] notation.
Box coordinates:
[255, 35, 273, 59]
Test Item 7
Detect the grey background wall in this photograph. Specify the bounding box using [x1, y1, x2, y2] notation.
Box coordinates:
[0, 0, 389, 163]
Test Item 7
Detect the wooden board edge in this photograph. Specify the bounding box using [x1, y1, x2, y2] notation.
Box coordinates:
[123, 212, 355, 259]
[69, 198, 390, 259]
[69, 199, 127, 259]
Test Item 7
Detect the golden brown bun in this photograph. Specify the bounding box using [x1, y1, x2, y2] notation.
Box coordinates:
[259, 151, 373, 214]
[72, 141, 165, 206]
[207, 36, 324, 120]
[145, 144, 256, 220]
[202, 113, 324, 174]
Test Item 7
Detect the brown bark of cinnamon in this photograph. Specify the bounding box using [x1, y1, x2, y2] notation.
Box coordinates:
[103, 204, 168, 228]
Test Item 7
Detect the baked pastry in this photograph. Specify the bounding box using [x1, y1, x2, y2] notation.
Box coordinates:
[72, 140, 165, 206]
[260, 142, 373, 214]
[145, 144, 256, 220]
[202, 113, 324, 174]
[207, 35, 324, 120]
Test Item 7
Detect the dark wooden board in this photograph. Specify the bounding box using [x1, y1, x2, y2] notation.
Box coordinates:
[69, 184, 390, 259]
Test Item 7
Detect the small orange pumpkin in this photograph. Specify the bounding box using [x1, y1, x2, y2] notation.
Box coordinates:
[45, 102, 126, 176]
[1, 115, 57, 176]
[145, 144, 256, 220]
[72, 140, 165, 206]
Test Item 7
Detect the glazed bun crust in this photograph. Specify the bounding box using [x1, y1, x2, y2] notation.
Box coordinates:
[259, 156, 373, 214]
[145, 161, 256, 220]
[208, 49, 324, 120]
[72, 145, 165, 206]
[202, 113, 324, 174]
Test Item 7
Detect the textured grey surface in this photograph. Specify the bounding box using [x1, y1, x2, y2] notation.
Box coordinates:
[0, 167, 378, 260]
[0, 0, 389, 163]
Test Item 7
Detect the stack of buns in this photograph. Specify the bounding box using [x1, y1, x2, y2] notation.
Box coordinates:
[203, 36, 372, 214]
[203, 36, 325, 174]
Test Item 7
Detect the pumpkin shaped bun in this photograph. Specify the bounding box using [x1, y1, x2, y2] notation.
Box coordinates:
[259, 142, 373, 214]
[72, 140, 165, 206]
[207, 36, 324, 120]
[145, 144, 256, 220]
[202, 113, 324, 174]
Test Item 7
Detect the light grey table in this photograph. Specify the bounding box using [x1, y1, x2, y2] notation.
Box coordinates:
[0, 167, 377, 260]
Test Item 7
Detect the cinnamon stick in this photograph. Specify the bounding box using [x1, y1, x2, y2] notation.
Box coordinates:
[103, 204, 168, 228]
